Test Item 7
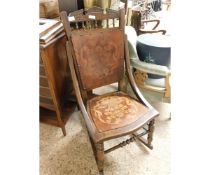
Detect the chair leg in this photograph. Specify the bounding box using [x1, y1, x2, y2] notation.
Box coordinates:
[55, 108, 66, 136]
[95, 142, 104, 175]
[147, 119, 155, 148]
[61, 125, 66, 136]
[89, 137, 96, 158]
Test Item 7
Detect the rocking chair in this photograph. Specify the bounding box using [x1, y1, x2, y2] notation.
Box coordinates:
[60, 7, 159, 174]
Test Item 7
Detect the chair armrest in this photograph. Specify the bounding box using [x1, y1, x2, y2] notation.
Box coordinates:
[131, 59, 170, 76]
[142, 19, 160, 30]
[125, 26, 170, 76]
[140, 29, 166, 35]
[126, 37, 170, 76]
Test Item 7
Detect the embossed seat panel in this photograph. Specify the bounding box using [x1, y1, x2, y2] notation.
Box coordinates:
[87, 92, 149, 132]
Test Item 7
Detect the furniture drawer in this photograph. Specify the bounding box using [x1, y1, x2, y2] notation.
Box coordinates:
[40, 96, 55, 111]
[40, 86, 51, 97]
[40, 75, 49, 87]
[40, 65, 46, 76]
[40, 57, 43, 65]
[40, 96, 54, 105]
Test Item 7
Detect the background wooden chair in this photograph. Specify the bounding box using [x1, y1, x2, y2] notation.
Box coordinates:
[60, 8, 159, 174]
[131, 5, 166, 35]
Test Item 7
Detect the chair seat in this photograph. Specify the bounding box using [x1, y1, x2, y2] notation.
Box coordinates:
[87, 92, 149, 132]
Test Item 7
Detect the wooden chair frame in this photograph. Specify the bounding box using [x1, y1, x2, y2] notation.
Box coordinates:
[60, 8, 159, 174]
[131, 6, 166, 35]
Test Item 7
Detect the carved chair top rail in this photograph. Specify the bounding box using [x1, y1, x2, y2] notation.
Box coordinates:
[68, 10, 121, 31]
[60, 7, 124, 41]
[68, 9, 84, 16]
[68, 12, 120, 22]
[68, 7, 121, 20]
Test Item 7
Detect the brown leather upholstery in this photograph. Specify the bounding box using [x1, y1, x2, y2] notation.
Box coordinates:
[87, 92, 149, 132]
[71, 28, 124, 90]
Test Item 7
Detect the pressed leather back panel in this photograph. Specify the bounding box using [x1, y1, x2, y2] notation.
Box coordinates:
[71, 28, 124, 90]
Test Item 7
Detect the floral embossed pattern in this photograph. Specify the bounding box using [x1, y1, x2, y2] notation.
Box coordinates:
[71, 29, 124, 90]
[88, 92, 149, 132]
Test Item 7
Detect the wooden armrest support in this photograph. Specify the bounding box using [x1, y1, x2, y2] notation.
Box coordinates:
[142, 19, 160, 30]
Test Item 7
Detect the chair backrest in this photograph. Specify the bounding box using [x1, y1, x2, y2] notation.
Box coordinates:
[60, 7, 125, 92]
[70, 28, 124, 90]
